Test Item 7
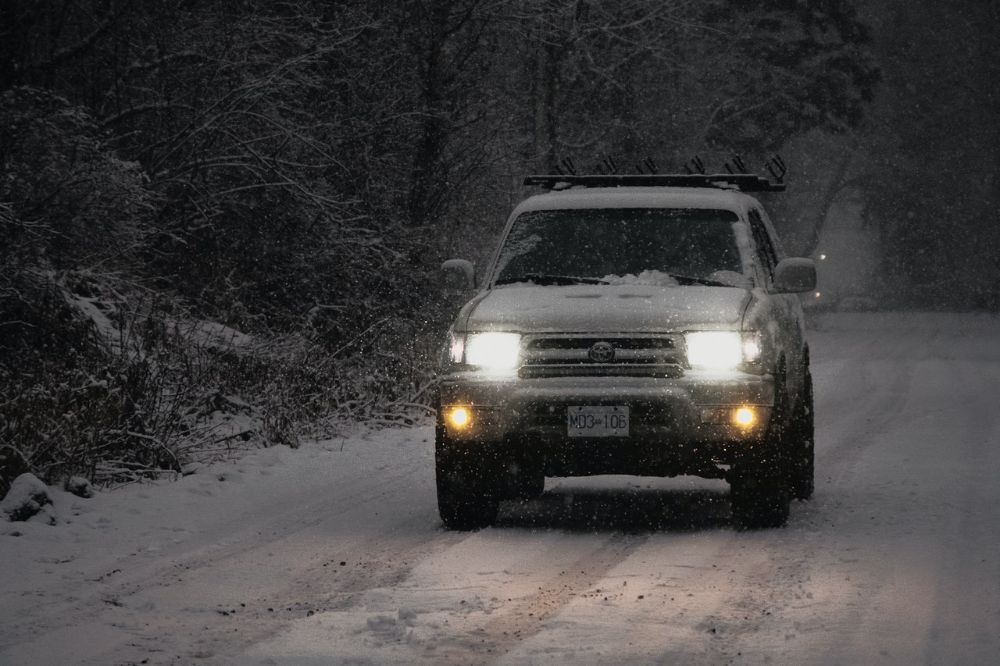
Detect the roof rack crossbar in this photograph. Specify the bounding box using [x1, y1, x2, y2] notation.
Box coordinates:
[523, 173, 786, 192]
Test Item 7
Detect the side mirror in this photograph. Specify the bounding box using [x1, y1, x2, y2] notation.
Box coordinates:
[772, 258, 816, 294]
[441, 258, 475, 292]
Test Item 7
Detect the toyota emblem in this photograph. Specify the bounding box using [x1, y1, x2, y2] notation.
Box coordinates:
[588, 341, 615, 363]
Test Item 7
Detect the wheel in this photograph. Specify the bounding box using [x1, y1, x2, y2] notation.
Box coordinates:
[787, 369, 815, 501]
[730, 372, 791, 529]
[436, 428, 501, 530]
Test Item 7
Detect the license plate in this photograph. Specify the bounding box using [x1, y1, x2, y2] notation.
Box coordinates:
[567, 406, 629, 437]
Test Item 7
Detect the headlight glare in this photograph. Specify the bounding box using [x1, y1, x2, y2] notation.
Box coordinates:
[733, 406, 756, 427]
[464, 332, 521, 371]
[685, 331, 742, 370]
[446, 406, 471, 429]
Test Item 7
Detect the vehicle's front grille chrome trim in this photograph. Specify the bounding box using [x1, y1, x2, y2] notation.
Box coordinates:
[518, 364, 684, 379]
[527, 337, 675, 350]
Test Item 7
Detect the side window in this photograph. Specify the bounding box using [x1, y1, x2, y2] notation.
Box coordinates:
[747, 209, 778, 279]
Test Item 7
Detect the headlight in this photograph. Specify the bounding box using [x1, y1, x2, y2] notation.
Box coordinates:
[463, 332, 521, 371]
[685, 331, 761, 370]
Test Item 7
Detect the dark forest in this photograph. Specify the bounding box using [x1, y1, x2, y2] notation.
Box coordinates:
[1, 0, 997, 488]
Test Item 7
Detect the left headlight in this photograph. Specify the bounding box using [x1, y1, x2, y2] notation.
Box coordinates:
[685, 331, 760, 370]
[461, 332, 522, 371]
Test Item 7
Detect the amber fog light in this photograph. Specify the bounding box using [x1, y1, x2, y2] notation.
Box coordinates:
[446, 406, 472, 429]
[733, 407, 756, 428]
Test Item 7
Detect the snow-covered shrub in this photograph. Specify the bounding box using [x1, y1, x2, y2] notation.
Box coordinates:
[0, 268, 259, 485]
[64, 476, 94, 499]
[0, 473, 52, 522]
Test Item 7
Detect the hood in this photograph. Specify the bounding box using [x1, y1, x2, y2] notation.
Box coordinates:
[460, 284, 750, 333]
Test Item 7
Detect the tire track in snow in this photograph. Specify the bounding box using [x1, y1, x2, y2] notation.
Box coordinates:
[493, 514, 849, 665]
[493, 531, 756, 665]
[127, 509, 465, 665]
[439, 532, 647, 664]
[124, 457, 449, 665]
[240, 525, 652, 665]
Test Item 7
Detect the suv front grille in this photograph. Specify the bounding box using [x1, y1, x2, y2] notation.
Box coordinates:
[529, 337, 675, 350]
[519, 335, 683, 379]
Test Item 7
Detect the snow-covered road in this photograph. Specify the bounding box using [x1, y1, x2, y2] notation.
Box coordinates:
[2, 312, 999, 665]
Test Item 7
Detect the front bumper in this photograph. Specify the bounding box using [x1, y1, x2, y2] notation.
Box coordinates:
[437, 370, 774, 446]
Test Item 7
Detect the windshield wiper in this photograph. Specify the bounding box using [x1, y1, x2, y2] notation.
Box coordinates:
[667, 273, 732, 287]
[494, 273, 610, 286]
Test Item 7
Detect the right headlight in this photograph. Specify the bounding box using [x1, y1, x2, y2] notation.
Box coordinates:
[685, 331, 761, 370]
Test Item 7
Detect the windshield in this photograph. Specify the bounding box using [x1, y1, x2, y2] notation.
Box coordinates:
[493, 208, 744, 286]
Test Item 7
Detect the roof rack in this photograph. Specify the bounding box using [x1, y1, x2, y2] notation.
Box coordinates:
[523, 173, 786, 193]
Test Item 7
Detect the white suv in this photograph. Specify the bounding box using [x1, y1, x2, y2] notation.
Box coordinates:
[436, 173, 816, 529]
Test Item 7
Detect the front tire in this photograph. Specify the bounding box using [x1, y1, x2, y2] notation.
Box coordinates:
[731, 372, 791, 529]
[436, 429, 501, 530]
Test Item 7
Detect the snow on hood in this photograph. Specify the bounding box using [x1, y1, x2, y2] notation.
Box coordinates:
[462, 284, 749, 333]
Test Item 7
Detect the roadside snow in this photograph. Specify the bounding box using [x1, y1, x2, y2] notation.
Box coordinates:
[0, 425, 436, 664]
